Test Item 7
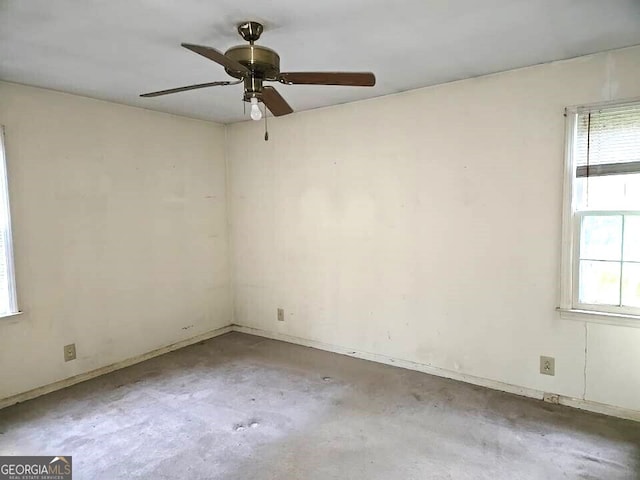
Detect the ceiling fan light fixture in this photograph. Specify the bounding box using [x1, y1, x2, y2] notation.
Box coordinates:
[250, 97, 262, 121]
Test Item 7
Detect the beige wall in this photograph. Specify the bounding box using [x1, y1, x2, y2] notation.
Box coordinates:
[227, 46, 640, 412]
[0, 82, 231, 399]
[1, 45, 639, 414]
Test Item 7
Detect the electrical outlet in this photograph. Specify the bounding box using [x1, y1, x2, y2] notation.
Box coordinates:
[540, 356, 555, 376]
[277, 308, 284, 322]
[64, 343, 76, 362]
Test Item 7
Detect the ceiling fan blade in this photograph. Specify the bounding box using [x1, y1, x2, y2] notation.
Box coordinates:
[261, 86, 293, 116]
[279, 72, 375, 87]
[181, 43, 249, 74]
[140, 80, 241, 97]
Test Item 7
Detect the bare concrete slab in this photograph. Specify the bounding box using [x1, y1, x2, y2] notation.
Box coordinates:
[0, 332, 638, 479]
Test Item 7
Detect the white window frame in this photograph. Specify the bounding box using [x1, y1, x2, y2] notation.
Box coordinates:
[558, 100, 640, 327]
[0, 126, 19, 318]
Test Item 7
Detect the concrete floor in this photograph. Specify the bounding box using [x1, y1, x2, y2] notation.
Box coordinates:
[0, 332, 638, 479]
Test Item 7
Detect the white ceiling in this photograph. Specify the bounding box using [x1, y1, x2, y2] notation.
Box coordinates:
[1, 0, 640, 124]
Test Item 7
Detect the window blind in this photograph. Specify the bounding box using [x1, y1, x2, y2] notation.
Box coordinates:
[575, 103, 640, 177]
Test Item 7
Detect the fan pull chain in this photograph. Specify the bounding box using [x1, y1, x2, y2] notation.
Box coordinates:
[264, 104, 269, 141]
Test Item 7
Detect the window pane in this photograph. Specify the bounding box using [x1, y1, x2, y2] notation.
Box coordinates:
[578, 260, 621, 305]
[0, 129, 17, 316]
[622, 263, 640, 308]
[623, 215, 640, 262]
[580, 215, 622, 261]
[0, 229, 8, 315]
[575, 174, 640, 211]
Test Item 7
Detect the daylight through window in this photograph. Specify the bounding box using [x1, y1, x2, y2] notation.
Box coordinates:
[0, 127, 18, 316]
[563, 102, 640, 318]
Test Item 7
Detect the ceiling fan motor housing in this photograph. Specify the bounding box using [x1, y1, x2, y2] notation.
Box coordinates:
[225, 45, 280, 84]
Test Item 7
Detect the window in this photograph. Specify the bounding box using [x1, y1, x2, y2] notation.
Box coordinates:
[0, 127, 18, 317]
[560, 102, 640, 323]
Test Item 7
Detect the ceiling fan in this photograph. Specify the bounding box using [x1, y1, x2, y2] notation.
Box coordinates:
[140, 21, 376, 122]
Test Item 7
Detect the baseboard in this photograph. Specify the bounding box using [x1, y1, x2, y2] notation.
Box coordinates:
[231, 325, 640, 423]
[558, 396, 640, 422]
[3, 323, 637, 422]
[0, 325, 233, 411]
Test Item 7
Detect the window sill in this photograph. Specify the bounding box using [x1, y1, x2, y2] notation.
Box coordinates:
[557, 308, 640, 328]
[0, 311, 22, 321]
